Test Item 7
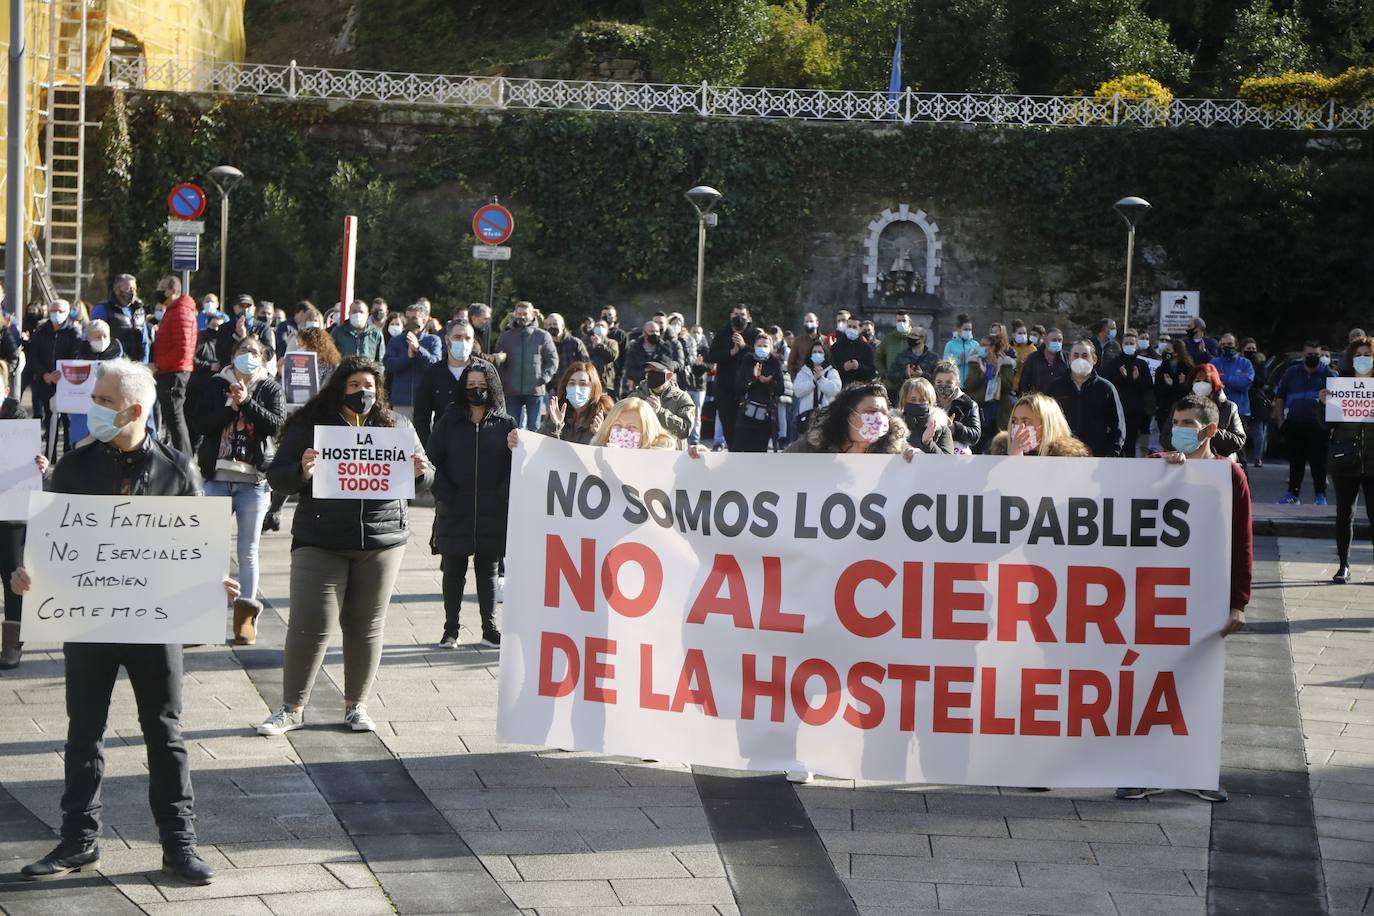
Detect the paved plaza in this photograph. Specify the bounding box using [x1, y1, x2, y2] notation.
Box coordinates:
[0, 464, 1370, 915]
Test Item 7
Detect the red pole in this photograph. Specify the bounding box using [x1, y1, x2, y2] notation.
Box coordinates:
[339, 215, 357, 326]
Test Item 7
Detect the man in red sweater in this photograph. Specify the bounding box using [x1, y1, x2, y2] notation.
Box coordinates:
[151, 275, 198, 456]
[1117, 392, 1251, 804]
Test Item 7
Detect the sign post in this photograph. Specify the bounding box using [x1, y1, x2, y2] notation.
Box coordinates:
[473, 199, 514, 309]
[167, 182, 207, 296]
[339, 215, 358, 328]
[1158, 291, 1200, 337]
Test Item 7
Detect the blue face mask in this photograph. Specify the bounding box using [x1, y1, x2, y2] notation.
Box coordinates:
[810, 352, 825, 365]
[449, 340, 471, 361]
[241, 313, 255, 328]
[87, 403, 128, 443]
[753, 346, 770, 361]
[1122, 345, 1136, 356]
[844, 328, 859, 341]
[565, 385, 590, 409]
[1172, 425, 1205, 454]
[1047, 341, 1063, 354]
[234, 353, 260, 375]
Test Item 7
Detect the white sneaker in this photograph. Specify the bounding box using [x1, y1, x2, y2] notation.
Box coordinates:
[344, 704, 376, 732]
[257, 705, 304, 737]
[438, 633, 458, 649]
[785, 770, 814, 784]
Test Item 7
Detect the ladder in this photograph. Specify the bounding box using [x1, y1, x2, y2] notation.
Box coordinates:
[24, 238, 58, 305]
[41, 0, 94, 303]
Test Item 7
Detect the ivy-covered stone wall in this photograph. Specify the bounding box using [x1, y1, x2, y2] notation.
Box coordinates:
[89, 90, 1371, 346]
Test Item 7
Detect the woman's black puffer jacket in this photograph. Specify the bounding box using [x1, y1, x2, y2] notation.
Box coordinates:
[268, 411, 433, 552]
[428, 360, 516, 558]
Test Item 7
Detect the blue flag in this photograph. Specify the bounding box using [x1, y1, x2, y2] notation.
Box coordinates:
[887, 27, 902, 118]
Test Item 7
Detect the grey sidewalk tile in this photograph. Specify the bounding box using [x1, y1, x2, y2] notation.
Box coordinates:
[579, 827, 717, 852]
[462, 830, 592, 856]
[1321, 836, 1374, 863]
[818, 830, 933, 857]
[1071, 798, 1210, 825]
[379, 869, 517, 914]
[1015, 862, 1197, 895]
[1005, 817, 1168, 844]
[1207, 887, 1326, 915]
[1088, 841, 1208, 868]
[324, 861, 381, 888]
[260, 886, 395, 916]
[931, 835, 1093, 864]
[432, 788, 565, 810]
[674, 849, 726, 877]
[491, 807, 658, 831]
[438, 808, 501, 832]
[512, 851, 693, 880]
[498, 879, 619, 908]
[333, 801, 453, 836]
[1208, 850, 1323, 895]
[933, 884, 1117, 915]
[1109, 891, 1206, 915]
[609, 876, 736, 906]
[151, 863, 345, 901]
[143, 899, 275, 915]
[851, 811, 1009, 838]
[797, 787, 928, 812]
[557, 787, 702, 808]
[838, 878, 937, 909]
[352, 832, 483, 873]
[1318, 816, 1374, 843]
[215, 837, 361, 868]
[924, 792, 1077, 819]
[1327, 882, 1374, 911]
[850, 854, 1019, 886]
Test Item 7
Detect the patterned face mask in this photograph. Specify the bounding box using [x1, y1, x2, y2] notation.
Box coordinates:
[854, 410, 889, 443]
[607, 426, 641, 449]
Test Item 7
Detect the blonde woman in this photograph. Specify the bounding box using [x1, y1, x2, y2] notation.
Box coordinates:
[590, 397, 677, 450]
[988, 393, 1090, 457]
[897, 377, 954, 454]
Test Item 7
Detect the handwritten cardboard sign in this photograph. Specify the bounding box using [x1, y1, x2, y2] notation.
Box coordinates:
[312, 426, 415, 500]
[21, 492, 232, 644]
[1326, 377, 1374, 423]
[0, 421, 42, 521]
[54, 360, 96, 414]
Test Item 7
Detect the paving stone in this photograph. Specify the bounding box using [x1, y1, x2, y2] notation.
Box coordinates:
[1318, 816, 1374, 843]
[1109, 891, 1207, 916]
[850, 854, 1019, 886]
[1016, 862, 1197, 895]
[152, 863, 345, 901]
[333, 801, 453, 836]
[1088, 841, 1208, 869]
[1321, 836, 1374, 863]
[216, 837, 361, 868]
[578, 827, 716, 852]
[462, 830, 592, 856]
[512, 851, 692, 880]
[674, 849, 725, 878]
[818, 831, 933, 857]
[428, 788, 564, 810]
[324, 861, 381, 888]
[934, 884, 1117, 915]
[143, 899, 276, 915]
[611, 876, 747, 906]
[352, 831, 482, 872]
[499, 879, 620, 908]
[261, 887, 395, 916]
[492, 807, 657, 831]
[852, 811, 1009, 838]
[1005, 817, 1168, 844]
[376, 869, 516, 914]
[557, 787, 702, 808]
[1208, 851, 1323, 895]
[924, 792, 1077, 819]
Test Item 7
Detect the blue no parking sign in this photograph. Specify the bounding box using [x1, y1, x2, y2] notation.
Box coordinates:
[472, 203, 514, 245]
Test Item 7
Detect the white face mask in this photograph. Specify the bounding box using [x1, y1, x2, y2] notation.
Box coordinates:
[304, 320, 320, 330]
[88, 337, 109, 353]
[348, 312, 367, 329]
[1192, 381, 1213, 397]
[1070, 357, 1092, 376]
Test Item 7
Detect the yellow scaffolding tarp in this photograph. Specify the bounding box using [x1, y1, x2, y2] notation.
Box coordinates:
[0, 0, 246, 245]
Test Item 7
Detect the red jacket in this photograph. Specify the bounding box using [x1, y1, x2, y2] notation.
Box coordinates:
[152, 294, 197, 374]
[1151, 451, 1253, 611]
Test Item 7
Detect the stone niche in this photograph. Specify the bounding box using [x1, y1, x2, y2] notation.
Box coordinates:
[862, 203, 945, 331]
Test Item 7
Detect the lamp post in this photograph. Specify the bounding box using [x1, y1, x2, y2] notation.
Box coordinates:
[685, 185, 722, 329]
[1113, 196, 1151, 333]
[207, 165, 244, 302]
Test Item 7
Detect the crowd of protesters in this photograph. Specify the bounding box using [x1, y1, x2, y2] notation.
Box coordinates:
[15, 276, 1374, 885]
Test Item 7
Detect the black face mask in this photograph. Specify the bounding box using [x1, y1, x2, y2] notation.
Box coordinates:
[903, 403, 930, 428]
[512, 317, 529, 329]
[645, 333, 660, 346]
[1304, 354, 1320, 368]
[467, 386, 490, 406]
[343, 389, 376, 415]
[731, 315, 748, 329]
[646, 371, 669, 390]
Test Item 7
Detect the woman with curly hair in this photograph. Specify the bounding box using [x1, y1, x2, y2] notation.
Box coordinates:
[258, 357, 433, 737]
[784, 381, 914, 457]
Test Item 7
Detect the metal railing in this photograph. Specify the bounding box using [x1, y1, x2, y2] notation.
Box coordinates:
[106, 57, 1374, 131]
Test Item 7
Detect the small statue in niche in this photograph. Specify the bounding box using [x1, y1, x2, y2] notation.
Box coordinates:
[878, 247, 924, 299]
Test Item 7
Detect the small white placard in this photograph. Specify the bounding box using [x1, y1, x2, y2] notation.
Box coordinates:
[312, 426, 416, 501]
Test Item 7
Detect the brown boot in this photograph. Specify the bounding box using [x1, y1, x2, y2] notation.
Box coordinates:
[232, 599, 262, 646]
[0, 620, 21, 670]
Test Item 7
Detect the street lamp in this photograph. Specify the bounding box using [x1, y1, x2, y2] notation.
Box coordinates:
[207, 165, 244, 304]
[1113, 196, 1151, 333]
[685, 185, 722, 328]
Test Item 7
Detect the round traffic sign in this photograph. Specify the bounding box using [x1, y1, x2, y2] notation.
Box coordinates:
[168, 182, 207, 220]
[473, 203, 514, 245]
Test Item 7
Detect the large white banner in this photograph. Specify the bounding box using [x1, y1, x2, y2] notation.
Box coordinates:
[0, 421, 42, 521]
[497, 433, 1232, 789]
[312, 426, 416, 500]
[21, 493, 232, 644]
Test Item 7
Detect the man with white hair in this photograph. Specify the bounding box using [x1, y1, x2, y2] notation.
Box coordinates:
[11, 358, 237, 886]
[543, 312, 589, 375]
